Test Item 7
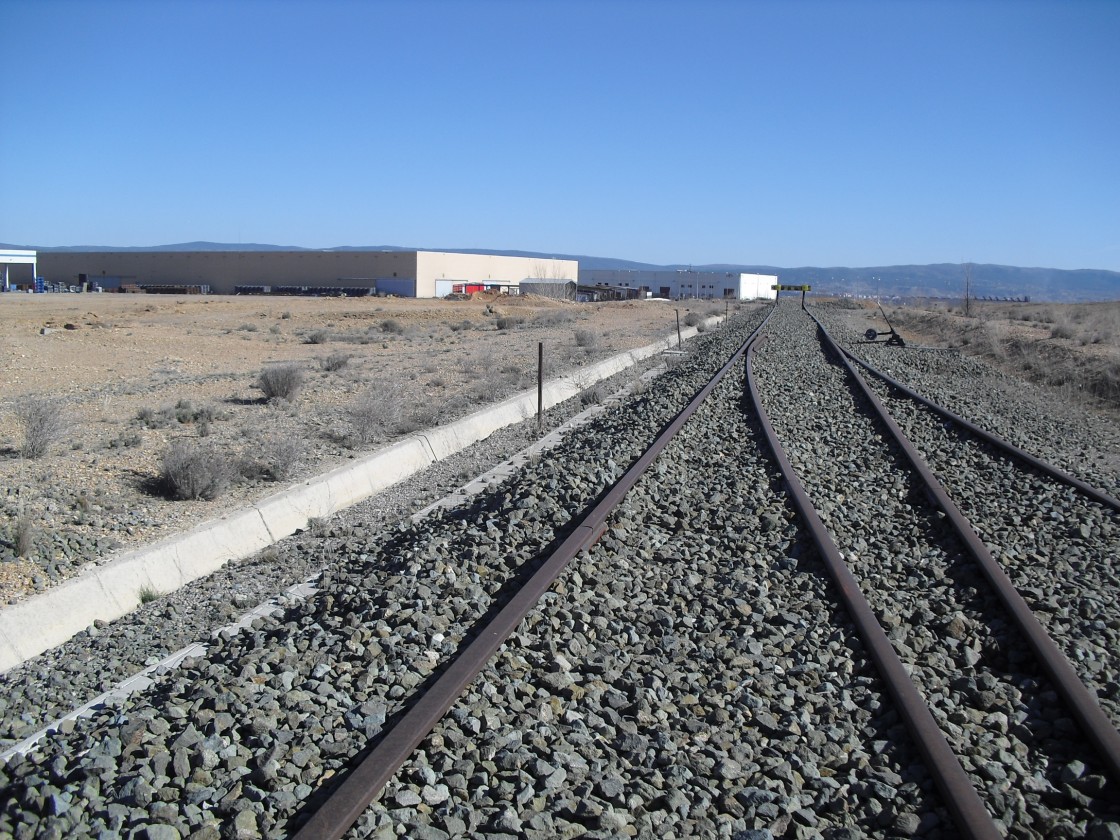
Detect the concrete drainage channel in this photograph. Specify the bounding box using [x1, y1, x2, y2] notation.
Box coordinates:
[0, 357, 673, 761]
[0, 321, 715, 673]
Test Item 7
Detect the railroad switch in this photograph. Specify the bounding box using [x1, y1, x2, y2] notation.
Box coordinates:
[862, 303, 906, 347]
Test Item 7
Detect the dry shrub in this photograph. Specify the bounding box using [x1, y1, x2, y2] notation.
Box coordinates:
[254, 434, 304, 479]
[533, 310, 574, 327]
[14, 515, 36, 557]
[14, 395, 69, 459]
[348, 383, 404, 446]
[160, 441, 236, 500]
[580, 383, 607, 407]
[396, 403, 443, 434]
[320, 352, 351, 372]
[258, 364, 305, 401]
[574, 328, 598, 348]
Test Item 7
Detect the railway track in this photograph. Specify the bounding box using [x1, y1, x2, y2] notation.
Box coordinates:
[752, 301, 1120, 836]
[2, 299, 1119, 838]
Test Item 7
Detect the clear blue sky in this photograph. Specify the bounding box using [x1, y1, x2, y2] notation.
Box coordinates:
[2, 0, 1118, 271]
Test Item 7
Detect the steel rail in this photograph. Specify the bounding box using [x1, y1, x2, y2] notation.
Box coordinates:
[809, 313, 1120, 788]
[745, 336, 1002, 840]
[840, 343, 1120, 512]
[291, 310, 775, 840]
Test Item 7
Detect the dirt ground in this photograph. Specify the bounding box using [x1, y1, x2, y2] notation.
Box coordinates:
[0, 291, 732, 602]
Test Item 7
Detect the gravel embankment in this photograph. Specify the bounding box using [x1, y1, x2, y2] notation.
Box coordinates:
[756, 301, 1120, 836]
[813, 308, 1120, 729]
[0, 313, 767, 838]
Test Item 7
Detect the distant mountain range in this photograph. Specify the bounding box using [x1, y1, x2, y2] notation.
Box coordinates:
[5, 242, 1118, 302]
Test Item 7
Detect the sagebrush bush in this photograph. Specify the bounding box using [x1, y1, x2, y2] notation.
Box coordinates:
[160, 441, 236, 500]
[580, 384, 607, 407]
[306, 329, 330, 344]
[139, 401, 223, 428]
[258, 434, 305, 481]
[574, 328, 598, 348]
[396, 403, 442, 434]
[381, 318, 404, 335]
[348, 384, 403, 446]
[14, 515, 35, 557]
[14, 395, 69, 458]
[320, 352, 351, 372]
[683, 312, 702, 327]
[258, 364, 305, 401]
[496, 316, 523, 330]
[533, 310, 574, 327]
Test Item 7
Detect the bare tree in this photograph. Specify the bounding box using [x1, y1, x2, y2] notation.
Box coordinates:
[530, 259, 571, 281]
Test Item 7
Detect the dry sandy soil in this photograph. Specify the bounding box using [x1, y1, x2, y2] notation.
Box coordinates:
[0, 292, 728, 602]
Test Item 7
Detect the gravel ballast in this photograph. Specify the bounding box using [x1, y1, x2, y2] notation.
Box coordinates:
[755, 301, 1120, 836]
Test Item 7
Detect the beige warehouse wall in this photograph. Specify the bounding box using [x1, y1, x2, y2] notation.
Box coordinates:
[417, 252, 577, 298]
[39, 250, 578, 297]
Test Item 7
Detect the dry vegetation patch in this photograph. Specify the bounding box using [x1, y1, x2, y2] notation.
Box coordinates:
[0, 292, 729, 602]
[867, 300, 1120, 406]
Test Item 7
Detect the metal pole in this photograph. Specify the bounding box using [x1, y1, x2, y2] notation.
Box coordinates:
[675, 310, 682, 349]
[537, 341, 544, 431]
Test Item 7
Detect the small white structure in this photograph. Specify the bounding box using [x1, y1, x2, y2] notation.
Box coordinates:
[0, 250, 37, 291]
[578, 268, 778, 301]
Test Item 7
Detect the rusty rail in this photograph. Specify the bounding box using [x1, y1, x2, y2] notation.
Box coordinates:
[809, 312, 1120, 789]
[745, 336, 1002, 840]
[291, 310, 774, 840]
[841, 345, 1120, 512]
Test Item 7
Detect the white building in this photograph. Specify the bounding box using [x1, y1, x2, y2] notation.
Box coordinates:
[0, 250, 38, 291]
[578, 268, 777, 300]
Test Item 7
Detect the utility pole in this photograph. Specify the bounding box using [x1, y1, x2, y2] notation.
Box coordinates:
[963, 262, 973, 317]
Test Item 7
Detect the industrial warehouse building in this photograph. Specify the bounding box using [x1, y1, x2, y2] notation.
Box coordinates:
[578, 269, 778, 301]
[35, 250, 578, 298]
[1, 250, 38, 291]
